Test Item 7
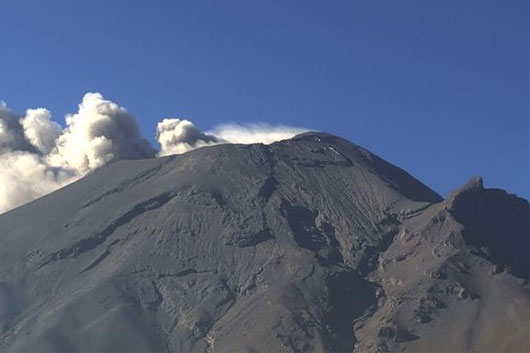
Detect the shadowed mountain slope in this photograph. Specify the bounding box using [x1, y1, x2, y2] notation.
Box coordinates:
[0, 132, 528, 353]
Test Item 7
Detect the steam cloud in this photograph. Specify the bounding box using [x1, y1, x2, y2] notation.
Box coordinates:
[0, 93, 306, 213]
[157, 118, 220, 156]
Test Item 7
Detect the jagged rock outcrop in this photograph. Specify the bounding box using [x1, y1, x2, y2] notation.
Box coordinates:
[0, 132, 528, 352]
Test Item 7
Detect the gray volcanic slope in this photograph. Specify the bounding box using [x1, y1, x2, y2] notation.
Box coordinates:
[0, 132, 528, 353]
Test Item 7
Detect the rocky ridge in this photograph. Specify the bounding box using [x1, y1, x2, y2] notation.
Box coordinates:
[0, 132, 528, 353]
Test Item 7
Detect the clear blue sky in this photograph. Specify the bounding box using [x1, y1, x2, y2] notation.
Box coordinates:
[1, 0, 528, 199]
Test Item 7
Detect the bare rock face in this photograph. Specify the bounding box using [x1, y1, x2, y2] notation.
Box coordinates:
[0, 132, 528, 353]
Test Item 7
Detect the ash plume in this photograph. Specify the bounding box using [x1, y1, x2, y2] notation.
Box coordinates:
[157, 120, 306, 156]
[0, 93, 156, 213]
[0, 93, 306, 213]
[48, 93, 156, 172]
[157, 118, 220, 156]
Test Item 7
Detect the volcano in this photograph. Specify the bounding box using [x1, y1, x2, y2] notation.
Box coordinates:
[0, 132, 528, 353]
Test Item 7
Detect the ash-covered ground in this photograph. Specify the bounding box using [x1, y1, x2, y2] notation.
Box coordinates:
[0, 133, 528, 353]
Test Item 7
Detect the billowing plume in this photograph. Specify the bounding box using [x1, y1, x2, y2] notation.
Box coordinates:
[19, 108, 61, 154]
[0, 151, 75, 214]
[50, 93, 156, 172]
[0, 93, 155, 213]
[0, 102, 33, 151]
[157, 118, 220, 156]
[0, 93, 306, 213]
[157, 120, 306, 156]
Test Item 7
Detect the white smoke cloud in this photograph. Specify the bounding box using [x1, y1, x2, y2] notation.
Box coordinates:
[0, 93, 307, 214]
[0, 151, 75, 213]
[20, 108, 61, 154]
[49, 93, 156, 172]
[0, 93, 156, 213]
[157, 120, 306, 156]
[210, 123, 307, 145]
[157, 118, 220, 156]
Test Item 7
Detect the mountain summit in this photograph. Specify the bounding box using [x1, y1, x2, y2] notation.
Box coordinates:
[0, 132, 528, 353]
